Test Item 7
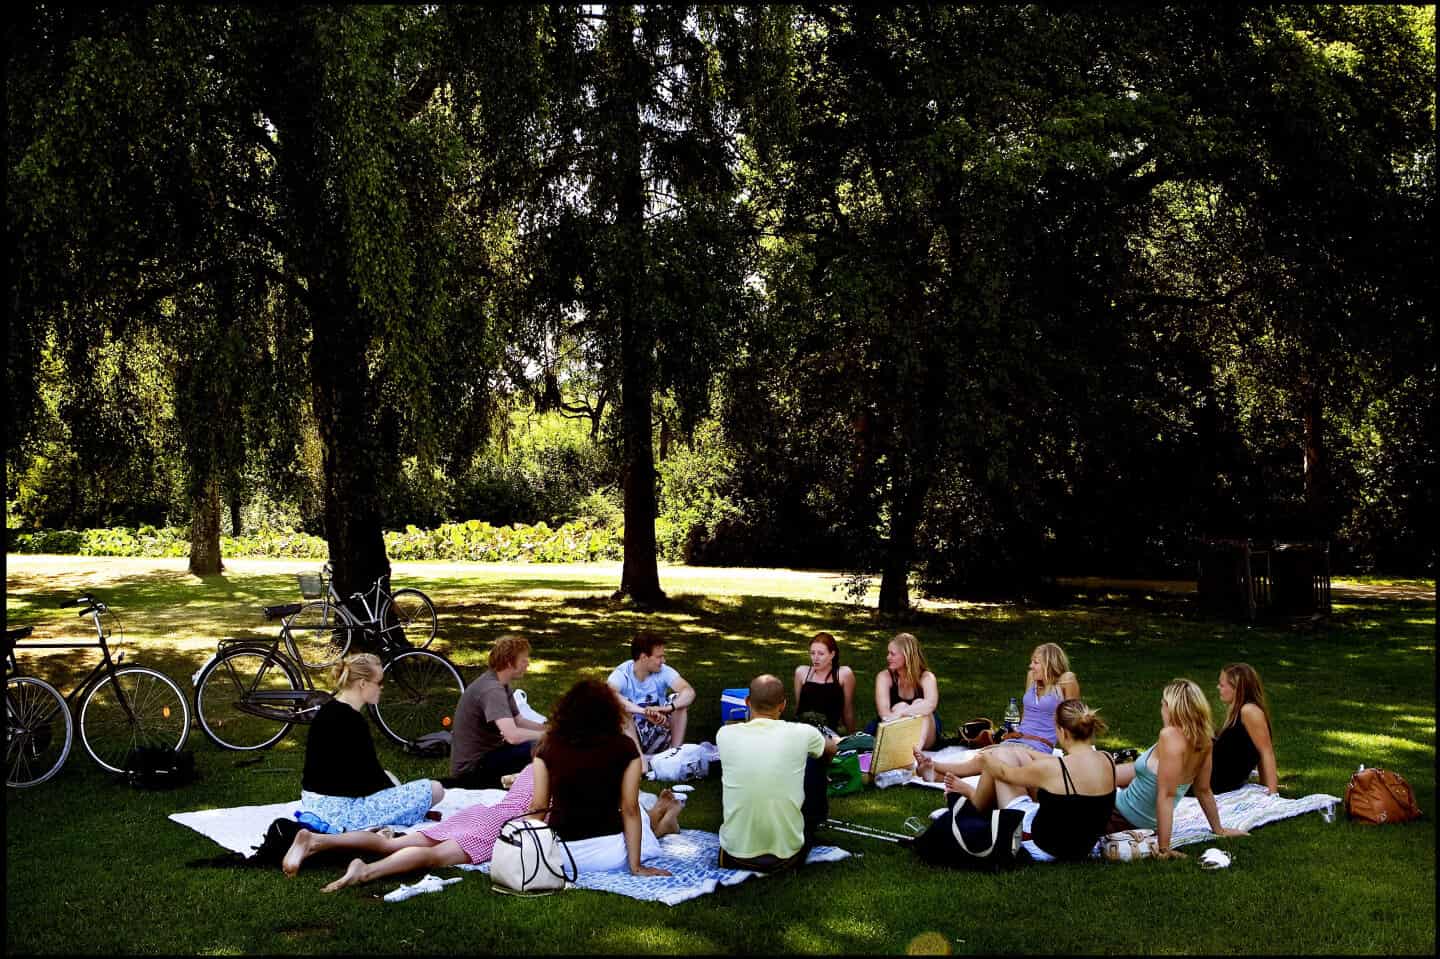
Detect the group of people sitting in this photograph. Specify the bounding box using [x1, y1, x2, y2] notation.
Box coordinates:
[279, 628, 1280, 888]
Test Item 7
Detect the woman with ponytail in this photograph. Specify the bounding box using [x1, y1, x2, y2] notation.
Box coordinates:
[297, 653, 444, 833]
[961, 700, 1119, 862]
[1107, 679, 1248, 859]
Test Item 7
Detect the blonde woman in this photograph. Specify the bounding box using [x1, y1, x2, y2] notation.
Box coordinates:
[871, 633, 940, 750]
[1212, 663, 1279, 794]
[298, 654, 444, 832]
[1108, 679, 1248, 859]
[915, 643, 1079, 799]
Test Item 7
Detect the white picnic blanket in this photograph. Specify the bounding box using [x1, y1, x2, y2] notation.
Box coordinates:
[168, 787, 506, 855]
[461, 829, 850, 906]
[1142, 783, 1340, 851]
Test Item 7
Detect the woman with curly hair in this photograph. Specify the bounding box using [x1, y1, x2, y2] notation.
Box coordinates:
[528, 679, 682, 876]
[1108, 679, 1249, 859]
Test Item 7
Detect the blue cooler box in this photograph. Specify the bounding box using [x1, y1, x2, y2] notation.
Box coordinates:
[721, 688, 749, 723]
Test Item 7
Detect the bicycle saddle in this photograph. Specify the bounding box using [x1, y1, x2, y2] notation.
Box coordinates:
[262, 603, 304, 621]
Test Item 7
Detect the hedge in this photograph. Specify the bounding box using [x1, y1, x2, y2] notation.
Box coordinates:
[7, 519, 627, 564]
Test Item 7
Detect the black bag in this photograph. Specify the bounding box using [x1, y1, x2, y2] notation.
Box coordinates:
[404, 730, 452, 758]
[185, 817, 361, 870]
[912, 796, 1027, 870]
[122, 746, 197, 789]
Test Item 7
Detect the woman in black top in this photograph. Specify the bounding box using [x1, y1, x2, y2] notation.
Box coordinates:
[528, 680, 682, 876]
[298, 653, 444, 832]
[793, 632, 856, 733]
[1211, 663, 1278, 794]
[964, 700, 1116, 862]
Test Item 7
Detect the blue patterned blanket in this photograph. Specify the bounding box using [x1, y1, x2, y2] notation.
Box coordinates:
[461, 829, 851, 905]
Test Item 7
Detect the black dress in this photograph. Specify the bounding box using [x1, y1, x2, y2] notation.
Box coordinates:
[1210, 720, 1261, 793]
[795, 666, 845, 731]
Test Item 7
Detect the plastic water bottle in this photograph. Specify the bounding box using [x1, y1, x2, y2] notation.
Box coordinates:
[1003, 697, 1021, 734]
[874, 767, 911, 789]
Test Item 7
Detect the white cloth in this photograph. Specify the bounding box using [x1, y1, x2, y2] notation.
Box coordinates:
[511, 688, 547, 725]
[560, 791, 662, 872]
[383, 873, 462, 902]
[1199, 848, 1232, 870]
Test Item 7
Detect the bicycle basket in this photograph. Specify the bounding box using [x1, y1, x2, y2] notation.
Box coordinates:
[296, 573, 324, 600]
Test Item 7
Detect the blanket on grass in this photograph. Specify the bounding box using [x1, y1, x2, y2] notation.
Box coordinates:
[460, 829, 850, 906]
[901, 750, 1339, 857]
[171, 790, 851, 905]
[168, 787, 506, 855]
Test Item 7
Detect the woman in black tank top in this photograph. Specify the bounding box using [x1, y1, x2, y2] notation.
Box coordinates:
[1212, 663, 1278, 794]
[793, 632, 855, 732]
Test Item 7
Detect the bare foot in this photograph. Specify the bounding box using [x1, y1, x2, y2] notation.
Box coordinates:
[321, 858, 367, 893]
[282, 829, 314, 878]
[500, 773, 518, 790]
[651, 789, 683, 837]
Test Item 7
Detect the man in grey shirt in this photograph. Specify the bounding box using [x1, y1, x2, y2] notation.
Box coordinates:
[449, 634, 545, 787]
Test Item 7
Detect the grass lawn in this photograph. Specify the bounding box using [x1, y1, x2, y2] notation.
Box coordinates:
[5, 555, 1436, 955]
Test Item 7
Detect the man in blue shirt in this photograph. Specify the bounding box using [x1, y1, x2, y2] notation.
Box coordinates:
[607, 630, 696, 767]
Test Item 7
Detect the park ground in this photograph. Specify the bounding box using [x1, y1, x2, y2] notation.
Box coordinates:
[5, 555, 1436, 955]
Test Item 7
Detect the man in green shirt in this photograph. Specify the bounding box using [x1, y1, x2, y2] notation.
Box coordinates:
[716, 674, 838, 872]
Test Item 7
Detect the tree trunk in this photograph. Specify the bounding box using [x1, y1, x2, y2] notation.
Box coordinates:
[229, 490, 242, 537]
[610, 10, 664, 605]
[311, 313, 392, 604]
[188, 475, 224, 576]
[878, 471, 929, 616]
[1301, 377, 1329, 541]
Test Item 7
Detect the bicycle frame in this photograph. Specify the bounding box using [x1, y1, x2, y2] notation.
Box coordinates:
[319, 563, 393, 635]
[7, 606, 138, 720]
[211, 636, 331, 723]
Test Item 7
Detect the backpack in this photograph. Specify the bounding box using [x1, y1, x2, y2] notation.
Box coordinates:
[403, 730, 452, 758]
[911, 796, 1026, 870]
[123, 746, 197, 789]
[1345, 768, 1422, 825]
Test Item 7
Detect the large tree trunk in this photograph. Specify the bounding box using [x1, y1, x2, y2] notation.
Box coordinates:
[611, 9, 664, 605]
[878, 472, 929, 616]
[1301, 376, 1329, 541]
[188, 474, 224, 576]
[229, 489, 242, 537]
[311, 304, 392, 604]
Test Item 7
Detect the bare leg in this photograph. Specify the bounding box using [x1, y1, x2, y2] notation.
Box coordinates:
[282, 827, 435, 877]
[429, 780, 445, 807]
[321, 839, 467, 893]
[668, 705, 689, 748]
[930, 743, 1025, 780]
[959, 747, 1033, 812]
[921, 714, 937, 750]
[649, 789, 683, 837]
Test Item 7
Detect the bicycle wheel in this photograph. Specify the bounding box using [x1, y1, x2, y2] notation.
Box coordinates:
[284, 600, 354, 669]
[6, 675, 74, 787]
[380, 589, 437, 650]
[79, 666, 190, 774]
[370, 650, 463, 748]
[195, 648, 303, 750]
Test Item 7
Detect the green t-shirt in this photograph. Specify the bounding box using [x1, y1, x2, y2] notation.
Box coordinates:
[716, 717, 826, 860]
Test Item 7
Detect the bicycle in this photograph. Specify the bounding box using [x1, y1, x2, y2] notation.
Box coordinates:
[6, 595, 191, 788]
[284, 561, 437, 669]
[192, 598, 462, 752]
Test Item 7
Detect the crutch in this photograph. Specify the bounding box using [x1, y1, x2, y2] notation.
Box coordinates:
[820, 818, 915, 844]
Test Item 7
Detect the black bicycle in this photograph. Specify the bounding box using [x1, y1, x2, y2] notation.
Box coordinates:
[6, 595, 191, 788]
[283, 562, 437, 670]
[192, 598, 462, 752]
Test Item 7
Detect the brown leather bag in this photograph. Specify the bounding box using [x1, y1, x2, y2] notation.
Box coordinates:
[958, 719, 994, 749]
[1344, 767, 1422, 825]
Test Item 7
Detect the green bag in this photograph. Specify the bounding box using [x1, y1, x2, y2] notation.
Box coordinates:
[827, 750, 865, 797]
[836, 733, 875, 754]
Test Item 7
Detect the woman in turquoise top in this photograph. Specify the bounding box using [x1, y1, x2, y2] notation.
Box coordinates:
[1109, 679, 1248, 859]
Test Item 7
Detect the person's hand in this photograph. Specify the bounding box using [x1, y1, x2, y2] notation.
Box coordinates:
[1215, 826, 1249, 838]
[631, 864, 672, 878]
[1154, 848, 1187, 861]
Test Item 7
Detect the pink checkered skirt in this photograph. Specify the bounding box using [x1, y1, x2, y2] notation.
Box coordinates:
[419, 763, 537, 865]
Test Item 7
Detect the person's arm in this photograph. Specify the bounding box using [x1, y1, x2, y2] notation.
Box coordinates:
[607, 668, 649, 719]
[1242, 703, 1279, 794]
[1058, 672, 1080, 701]
[793, 666, 806, 709]
[527, 757, 550, 821]
[495, 716, 544, 745]
[910, 671, 939, 717]
[514, 715, 548, 732]
[620, 758, 671, 877]
[667, 673, 695, 709]
[840, 667, 856, 733]
[1194, 746, 1249, 838]
[874, 670, 894, 722]
[1152, 733, 1186, 857]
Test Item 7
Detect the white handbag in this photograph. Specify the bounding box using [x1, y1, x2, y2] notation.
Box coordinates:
[490, 815, 577, 896]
